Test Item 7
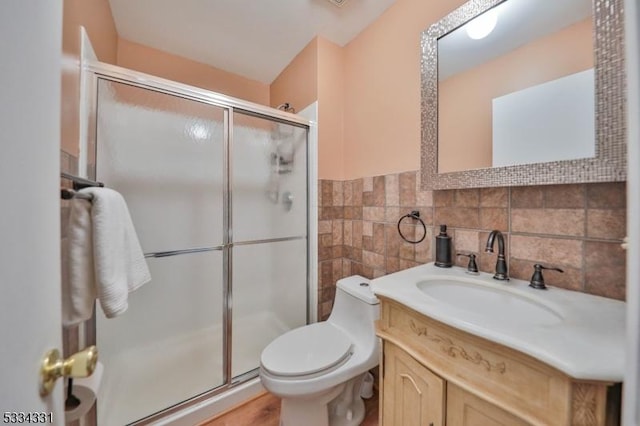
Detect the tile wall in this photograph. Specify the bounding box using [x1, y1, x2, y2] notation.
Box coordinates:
[318, 170, 626, 320]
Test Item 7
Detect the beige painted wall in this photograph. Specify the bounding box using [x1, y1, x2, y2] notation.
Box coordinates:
[439, 19, 593, 173]
[61, 0, 118, 156]
[342, 0, 467, 179]
[63, 0, 118, 64]
[270, 37, 346, 180]
[270, 38, 319, 113]
[317, 38, 345, 180]
[117, 38, 270, 105]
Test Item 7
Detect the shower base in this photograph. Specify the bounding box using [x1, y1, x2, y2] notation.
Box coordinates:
[97, 311, 289, 426]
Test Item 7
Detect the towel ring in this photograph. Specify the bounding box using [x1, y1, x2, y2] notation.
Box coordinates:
[397, 210, 427, 244]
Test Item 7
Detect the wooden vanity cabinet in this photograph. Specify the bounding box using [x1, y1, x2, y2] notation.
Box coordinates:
[376, 297, 620, 426]
[382, 342, 445, 426]
[446, 384, 530, 426]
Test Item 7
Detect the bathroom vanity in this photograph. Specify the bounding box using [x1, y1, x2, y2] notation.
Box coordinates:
[372, 264, 625, 426]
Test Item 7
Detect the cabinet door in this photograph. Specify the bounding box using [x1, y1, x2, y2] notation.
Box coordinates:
[382, 342, 445, 426]
[447, 384, 530, 426]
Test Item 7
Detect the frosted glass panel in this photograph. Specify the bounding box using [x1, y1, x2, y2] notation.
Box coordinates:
[232, 112, 308, 242]
[97, 251, 224, 426]
[96, 80, 225, 252]
[232, 239, 307, 377]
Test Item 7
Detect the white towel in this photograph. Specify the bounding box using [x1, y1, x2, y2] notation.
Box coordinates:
[63, 188, 151, 326]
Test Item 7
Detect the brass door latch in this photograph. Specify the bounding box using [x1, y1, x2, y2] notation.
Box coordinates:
[40, 346, 98, 396]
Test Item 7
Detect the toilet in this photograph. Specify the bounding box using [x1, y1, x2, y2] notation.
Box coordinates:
[259, 275, 380, 426]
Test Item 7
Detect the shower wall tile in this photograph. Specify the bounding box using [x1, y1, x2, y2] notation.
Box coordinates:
[480, 187, 508, 207]
[543, 184, 585, 209]
[372, 176, 386, 207]
[385, 206, 401, 223]
[584, 241, 626, 300]
[321, 180, 333, 206]
[363, 207, 385, 222]
[352, 221, 363, 249]
[587, 182, 626, 208]
[399, 172, 417, 207]
[372, 223, 386, 255]
[343, 220, 353, 246]
[511, 208, 585, 236]
[332, 221, 343, 245]
[317, 175, 627, 319]
[352, 179, 363, 206]
[452, 229, 479, 254]
[416, 175, 434, 208]
[385, 173, 399, 206]
[434, 207, 480, 229]
[363, 176, 373, 192]
[587, 209, 626, 240]
[318, 180, 348, 320]
[479, 207, 508, 231]
[510, 234, 583, 268]
[318, 220, 332, 234]
[511, 186, 544, 208]
[433, 189, 454, 207]
[343, 180, 353, 206]
[454, 188, 480, 207]
[332, 181, 344, 207]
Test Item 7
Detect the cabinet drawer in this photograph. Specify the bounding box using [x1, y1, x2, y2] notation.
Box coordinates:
[447, 383, 530, 426]
[377, 298, 571, 425]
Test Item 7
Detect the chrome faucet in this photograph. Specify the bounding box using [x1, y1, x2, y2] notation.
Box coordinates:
[485, 230, 509, 281]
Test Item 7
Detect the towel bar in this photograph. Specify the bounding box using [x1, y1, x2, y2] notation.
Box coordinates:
[61, 188, 93, 200]
[61, 173, 104, 200]
[61, 172, 104, 190]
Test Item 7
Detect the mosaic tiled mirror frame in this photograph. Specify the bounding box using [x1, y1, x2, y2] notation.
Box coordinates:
[420, 0, 626, 190]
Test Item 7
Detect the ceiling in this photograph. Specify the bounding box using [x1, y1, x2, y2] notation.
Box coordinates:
[108, 0, 397, 84]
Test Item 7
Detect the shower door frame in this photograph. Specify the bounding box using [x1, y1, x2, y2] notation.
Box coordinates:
[82, 60, 317, 424]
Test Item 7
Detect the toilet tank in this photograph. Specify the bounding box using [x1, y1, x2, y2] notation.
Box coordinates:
[328, 275, 380, 342]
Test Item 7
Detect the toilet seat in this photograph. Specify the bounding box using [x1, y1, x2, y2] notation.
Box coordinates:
[261, 323, 353, 377]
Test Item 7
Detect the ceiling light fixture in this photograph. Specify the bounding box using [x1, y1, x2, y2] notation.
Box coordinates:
[466, 8, 498, 40]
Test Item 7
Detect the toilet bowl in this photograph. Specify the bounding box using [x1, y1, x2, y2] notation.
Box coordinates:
[260, 275, 380, 426]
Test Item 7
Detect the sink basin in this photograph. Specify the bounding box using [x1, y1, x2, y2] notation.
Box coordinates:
[416, 278, 563, 326]
[372, 263, 626, 381]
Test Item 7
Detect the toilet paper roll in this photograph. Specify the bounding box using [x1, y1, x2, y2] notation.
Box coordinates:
[64, 362, 103, 423]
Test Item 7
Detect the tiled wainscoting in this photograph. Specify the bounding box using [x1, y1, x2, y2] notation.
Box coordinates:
[318, 171, 626, 320]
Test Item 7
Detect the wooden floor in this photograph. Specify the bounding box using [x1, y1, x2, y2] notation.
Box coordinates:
[200, 388, 379, 426]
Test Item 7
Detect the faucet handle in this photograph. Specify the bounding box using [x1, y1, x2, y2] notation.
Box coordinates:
[529, 264, 564, 290]
[457, 253, 479, 274]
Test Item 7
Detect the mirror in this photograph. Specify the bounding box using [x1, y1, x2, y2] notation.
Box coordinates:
[420, 0, 626, 189]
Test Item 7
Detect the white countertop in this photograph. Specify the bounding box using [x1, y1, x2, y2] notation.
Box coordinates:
[371, 263, 626, 382]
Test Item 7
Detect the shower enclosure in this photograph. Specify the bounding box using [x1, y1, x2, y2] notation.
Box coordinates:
[81, 63, 314, 425]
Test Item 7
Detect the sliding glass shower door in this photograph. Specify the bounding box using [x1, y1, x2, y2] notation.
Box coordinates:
[90, 73, 310, 425]
[231, 112, 308, 378]
[95, 80, 226, 425]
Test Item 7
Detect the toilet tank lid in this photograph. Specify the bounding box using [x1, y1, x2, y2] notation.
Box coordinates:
[336, 275, 379, 305]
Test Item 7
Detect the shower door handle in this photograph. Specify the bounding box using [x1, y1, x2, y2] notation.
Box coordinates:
[39, 346, 98, 396]
[283, 191, 294, 211]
